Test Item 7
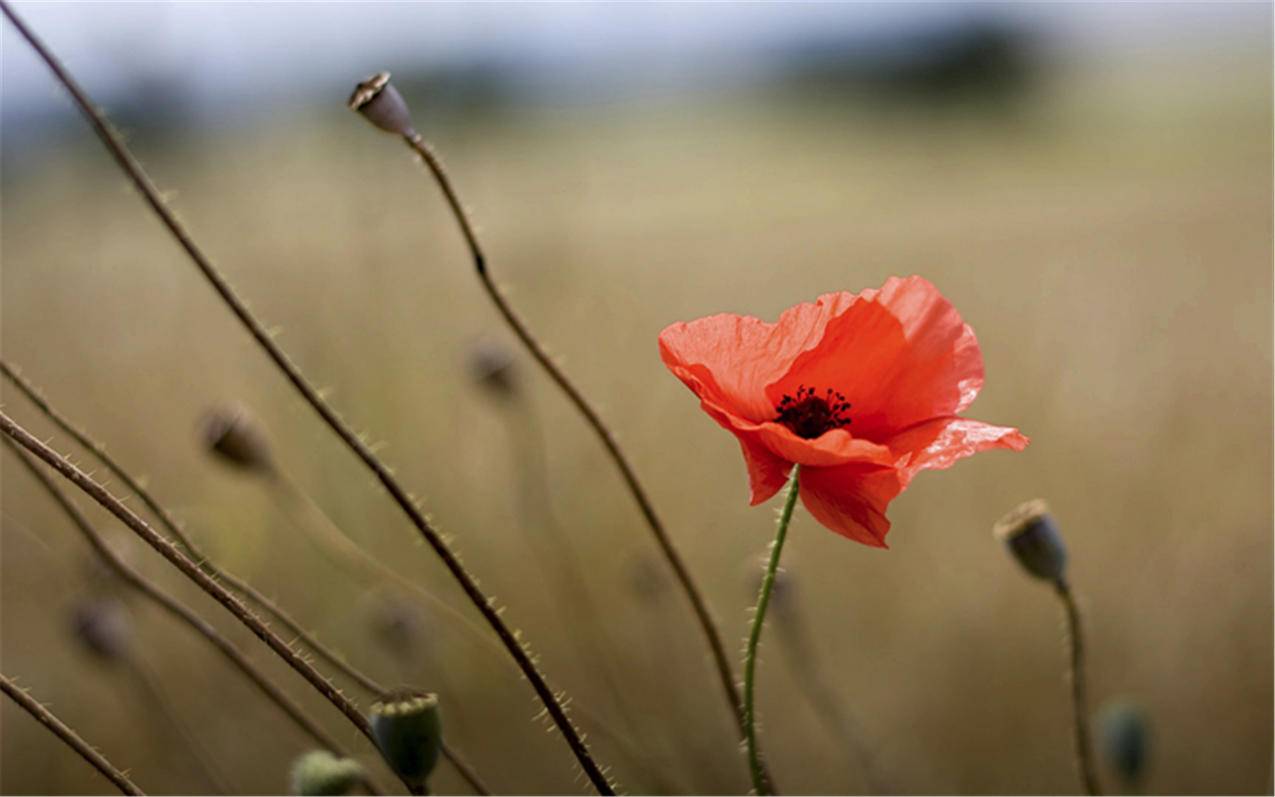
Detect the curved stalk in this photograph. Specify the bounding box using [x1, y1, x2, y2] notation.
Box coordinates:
[1, 359, 488, 795]
[1055, 578, 1100, 795]
[743, 465, 800, 795]
[1, 436, 377, 789]
[0, 5, 612, 791]
[1, 673, 145, 795]
[398, 130, 766, 787]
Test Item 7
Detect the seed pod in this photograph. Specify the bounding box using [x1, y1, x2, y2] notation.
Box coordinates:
[289, 750, 367, 796]
[71, 597, 132, 662]
[368, 594, 428, 660]
[348, 72, 415, 137]
[369, 692, 442, 791]
[200, 404, 273, 473]
[993, 499, 1067, 581]
[466, 339, 518, 400]
[1097, 700, 1150, 788]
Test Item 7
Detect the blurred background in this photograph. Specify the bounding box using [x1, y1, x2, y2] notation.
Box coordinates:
[2, 2, 1271, 794]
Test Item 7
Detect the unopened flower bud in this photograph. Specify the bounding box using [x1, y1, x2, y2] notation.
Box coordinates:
[466, 340, 518, 400]
[367, 595, 428, 660]
[993, 499, 1067, 581]
[71, 597, 132, 662]
[1097, 700, 1150, 788]
[627, 555, 671, 604]
[348, 72, 415, 137]
[289, 750, 367, 796]
[200, 404, 273, 472]
[370, 692, 442, 791]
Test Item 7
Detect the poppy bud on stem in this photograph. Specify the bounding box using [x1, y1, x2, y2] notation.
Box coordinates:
[290, 750, 369, 796]
[995, 500, 1101, 796]
[1096, 700, 1150, 792]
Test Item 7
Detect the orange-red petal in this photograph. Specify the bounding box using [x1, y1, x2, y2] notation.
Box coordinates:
[658, 293, 860, 423]
[796, 463, 904, 547]
[767, 276, 985, 442]
[887, 416, 1030, 482]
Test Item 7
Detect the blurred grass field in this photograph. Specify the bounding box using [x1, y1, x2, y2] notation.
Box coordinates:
[2, 41, 1272, 795]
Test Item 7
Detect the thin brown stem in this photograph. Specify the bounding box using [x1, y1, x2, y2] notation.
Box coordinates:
[400, 131, 766, 788]
[1055, 578, 1101, 796]
[0, 360, 488, 795]
[1, 672, 145, 795]
[1, 438, 359, 767]
[0, 6, 611, 791]
[0, 411, 416, 791]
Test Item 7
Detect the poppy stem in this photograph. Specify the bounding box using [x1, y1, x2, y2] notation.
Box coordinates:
[1054, 577, 1101, 796]
[1, 672, 145, 796]
[0, 7, 612, 791]
[0, 360, 486, 795]
[744, 464, 801, 795]
[397, 129, 772, 790]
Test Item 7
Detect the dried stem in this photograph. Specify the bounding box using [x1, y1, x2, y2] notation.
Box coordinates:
[0, 5, 612, 791]
[742, 466, 799, 795]
[399, 131, 764, 785]
[0, 412, 418, 790]
[1, 672, 145, 795]
[1055, 578, 1101, 796]
[1, 438, 364, 772]
[0, 360, 488, 795]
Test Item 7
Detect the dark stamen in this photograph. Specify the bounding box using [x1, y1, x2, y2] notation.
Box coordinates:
[772, 385, 852, 439]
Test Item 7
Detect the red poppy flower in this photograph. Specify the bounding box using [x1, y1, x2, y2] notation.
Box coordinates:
[659, 275, 1028, 547]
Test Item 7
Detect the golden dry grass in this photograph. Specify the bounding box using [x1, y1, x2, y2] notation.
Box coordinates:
[2, 48, 1271, 794]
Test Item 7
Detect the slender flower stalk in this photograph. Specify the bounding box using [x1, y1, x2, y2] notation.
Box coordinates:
[995, 500, 1100, 796]
[1, 672, 145, 796]
[1, 437, 373, 787]
[0, 363, 487, 795]
[0, 411, 421, 788]
[1056, 578, 1101, 796]
[743, 465, 801, 795]
[752, 565, 882, 792]
[0, 7, 612, 790]
[352, 75, 760, 784]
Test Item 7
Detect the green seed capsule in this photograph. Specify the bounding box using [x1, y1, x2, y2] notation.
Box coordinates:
[289, 750, 366, 796]
[1098, 700, 1150, 788]
[370, 692, 443, 792]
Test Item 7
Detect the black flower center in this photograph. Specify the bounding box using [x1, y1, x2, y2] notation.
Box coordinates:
[774, 385, 852, 439]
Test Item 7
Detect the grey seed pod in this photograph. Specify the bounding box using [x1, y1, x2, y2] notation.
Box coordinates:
[626, 555, 671, 604]
[368, 595, 428, 660]
[289, 750, 367, 796]
[349, 72, 415, 137]
[1097, 700, 1150, 788]
[466, 339, 518, 400]
[370, 691, 443, 791]
[993, 499, 1067, 581]
[200, 404, 273, 473]
[71, 597, 132, 662]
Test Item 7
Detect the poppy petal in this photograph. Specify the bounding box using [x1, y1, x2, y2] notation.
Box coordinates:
[750, 423, 894, 468]
[658, 293, 860, 423]
[735, 434, 791, 506]
[676, 377, 792, 506]
[888, 416, 1030, 481]
[796, 464, 904, 547]
[769, 276, 986, 441]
